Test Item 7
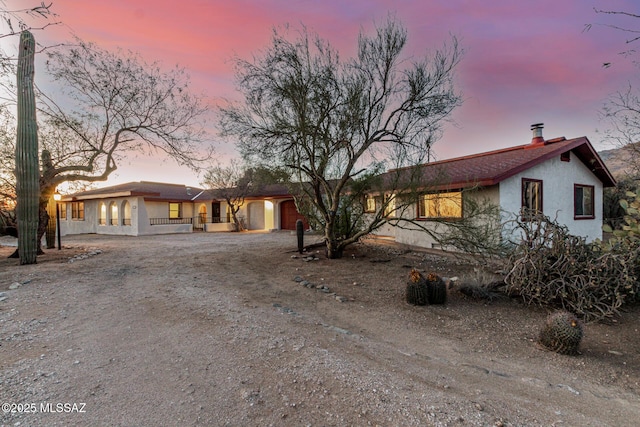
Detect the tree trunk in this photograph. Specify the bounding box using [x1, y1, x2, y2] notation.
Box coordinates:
[36, 202, 49, 254]
[325, 238, 344, 259]
[230, 206, 243, 231]
[15, 30, 40, 265]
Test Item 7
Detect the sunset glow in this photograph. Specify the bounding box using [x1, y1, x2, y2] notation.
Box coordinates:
[3, 0, 638, 187]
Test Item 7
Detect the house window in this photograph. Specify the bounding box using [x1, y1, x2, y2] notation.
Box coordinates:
[110, 202, 119, 225]
[71, 202, 84, 220]
[59, 202, 67, 219]
[169, 202, 181, 219]
[522, 179, 542, 216]
[574, 184, 594, 219]
[418, 191, 463, 219]
[364, 195, 376, 213]
[384, 194, 396, 217]
[98, 203, 107, 225]
[122, 201, 131, 225]
[561, 151, 570, 162]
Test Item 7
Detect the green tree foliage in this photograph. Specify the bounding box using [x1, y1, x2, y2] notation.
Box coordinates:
[603, 187, 640, 242]
[220, 17, 463, 258]
[603, 175, 640, 230]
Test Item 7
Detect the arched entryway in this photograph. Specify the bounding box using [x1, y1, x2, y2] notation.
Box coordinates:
[247, 201, 265, 230]
[196, 204, 207, 231]
[109, 202, 118, 225]
[121, 201, 131, 226]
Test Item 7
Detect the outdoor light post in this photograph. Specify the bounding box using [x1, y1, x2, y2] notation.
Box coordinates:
[53, 191, 61, 250]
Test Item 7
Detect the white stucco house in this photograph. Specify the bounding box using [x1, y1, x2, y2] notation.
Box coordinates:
[58, 182, 307, 237]
[58, 124, 615, 250]
[371, 124, 616, 248]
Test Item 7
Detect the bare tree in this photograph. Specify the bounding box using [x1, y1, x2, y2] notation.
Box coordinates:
[221, 17, 463, 258]
[201, 160, 249, 231]
[202, 161, 289, 231]
[0, 37, 212, 252]
[1, 1, 59, 73]
[586, 9, 640, 173]
[0, 1, 57, 37]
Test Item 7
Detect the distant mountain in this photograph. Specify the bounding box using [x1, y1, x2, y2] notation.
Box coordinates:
[598, 144, 638, 179]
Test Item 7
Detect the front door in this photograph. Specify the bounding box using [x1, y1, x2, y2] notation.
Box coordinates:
[212, 202, 221, 223]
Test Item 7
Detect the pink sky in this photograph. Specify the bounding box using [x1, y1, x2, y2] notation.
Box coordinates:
[5, 0, 639, 188]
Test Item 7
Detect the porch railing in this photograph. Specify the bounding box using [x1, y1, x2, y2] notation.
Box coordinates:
[148, 216, 238, 230]
[149, 217, 193, 226]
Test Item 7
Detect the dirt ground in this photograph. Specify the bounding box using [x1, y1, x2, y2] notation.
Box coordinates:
[0, 231, 638, 427]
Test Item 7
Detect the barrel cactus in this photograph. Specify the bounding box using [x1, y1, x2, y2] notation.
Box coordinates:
[426, 272, 447, 305]
[406, 269, 428, 305]
[15, 30, 40, 265]
[538, 310, 583, 355]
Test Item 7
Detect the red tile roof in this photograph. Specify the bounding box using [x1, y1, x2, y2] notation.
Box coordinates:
[199, 183, 291, 200]
[386, 136, 616, 191]
[64, 136, 616, 202]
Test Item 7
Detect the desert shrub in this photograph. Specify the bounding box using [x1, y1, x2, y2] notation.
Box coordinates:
[602, 176, 640, 232]
[504, 214, 639, 322]
[603, 186, 640, 241]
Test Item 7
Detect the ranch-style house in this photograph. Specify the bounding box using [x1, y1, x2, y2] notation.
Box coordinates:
[58, 124, 615, 250]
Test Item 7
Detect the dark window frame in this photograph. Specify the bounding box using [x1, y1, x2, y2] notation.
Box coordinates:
[417, 190, 463, 220]
[574, 184, 595, 220]
[521, 178, 543, 218]
[363, 195, 376, 213]
[71, 201, 85, 221]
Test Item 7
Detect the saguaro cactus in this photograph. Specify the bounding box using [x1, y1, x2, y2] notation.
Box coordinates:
[15, 30, 40, 264]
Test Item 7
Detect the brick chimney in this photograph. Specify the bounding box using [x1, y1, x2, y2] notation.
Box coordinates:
[530, 123, 545, 145]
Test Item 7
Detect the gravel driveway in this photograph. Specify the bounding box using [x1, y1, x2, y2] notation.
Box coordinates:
[1, 232, 639, 426]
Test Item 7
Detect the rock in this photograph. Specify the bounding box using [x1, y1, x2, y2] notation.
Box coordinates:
[335, 296, 347, 303]
[0, 296, 7, 302]
[294, 276, 303, 282]
[9, 282, 21, 290]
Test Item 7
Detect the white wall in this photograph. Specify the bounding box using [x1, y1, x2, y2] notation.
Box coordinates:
[384, 187, 500, 249]
[246, 201, 265, 230]
[499, 152, 604, 242]
[60, 197, 196, 236]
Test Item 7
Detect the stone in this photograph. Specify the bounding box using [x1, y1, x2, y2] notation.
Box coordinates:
[9, 282, 21, 290]
[293, 276, 303, 282]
